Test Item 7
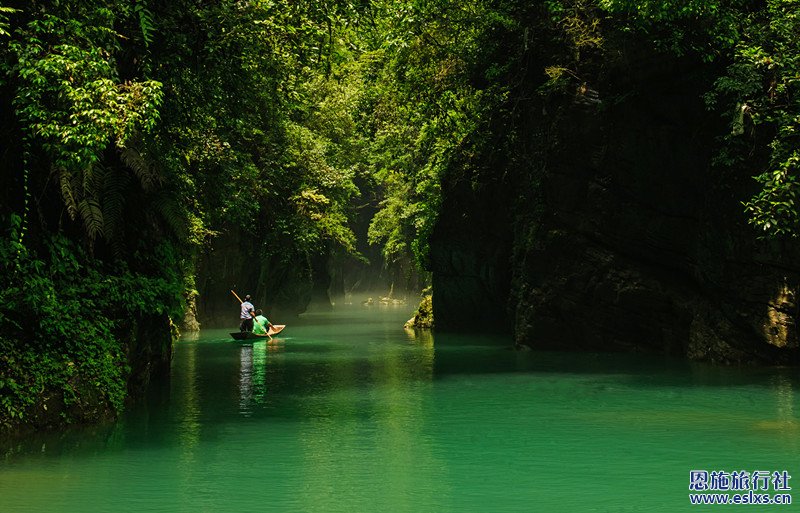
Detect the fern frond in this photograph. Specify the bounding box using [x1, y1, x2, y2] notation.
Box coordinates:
[101, 166, 130, 243]
[82, 162, 103, 198]
[152, 193, 189, 240]
[108, 233, 127, 259]
[58, 167, 80, 221]
[120, 146, 161, 191]
[77, 198, 104, 242]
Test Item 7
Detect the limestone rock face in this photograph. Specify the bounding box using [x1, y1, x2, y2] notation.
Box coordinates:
[429, 171, 514, 333]
[180, 291, 201, 332]
[430, 50, 800, 364]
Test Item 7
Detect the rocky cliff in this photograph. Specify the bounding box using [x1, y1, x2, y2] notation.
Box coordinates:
[431, 49, 800, 365]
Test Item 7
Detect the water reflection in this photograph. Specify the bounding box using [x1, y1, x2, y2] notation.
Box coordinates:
[237, 339, 286, 415]
[238, 345, 253, 416]
[175, 337, 200, 506]
[773, 374, 795, 420]
[294, 327, 438, 513]
[752, 374, 800, 446]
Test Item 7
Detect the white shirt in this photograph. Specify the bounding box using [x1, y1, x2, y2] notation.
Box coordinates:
[240, 301, 254, 319]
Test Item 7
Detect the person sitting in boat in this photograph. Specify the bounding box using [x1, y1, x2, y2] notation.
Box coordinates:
[239, 294, 255, 332]
[252, 309, 275, 335]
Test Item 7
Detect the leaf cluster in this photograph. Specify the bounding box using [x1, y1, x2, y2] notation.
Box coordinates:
[0, 214, 183, 428]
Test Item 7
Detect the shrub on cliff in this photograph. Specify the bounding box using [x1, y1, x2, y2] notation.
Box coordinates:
[405, 294, 434, 329]
[0, 215, 182, 433]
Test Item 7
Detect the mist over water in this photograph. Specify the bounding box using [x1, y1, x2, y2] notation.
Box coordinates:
[2, 306, 798, 512]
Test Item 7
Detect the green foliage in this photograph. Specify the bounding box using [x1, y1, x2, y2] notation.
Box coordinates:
[360, 0, 799, 265]
[133, 0, 368, 280]
[10, 7, 163, 247]
[280, 120, 359, 254]
[703, 0, 800, 236]
[133, 0, 155, 47]
[0, 214, 183, 427]
[596, 0, 744, 60]
[13, 12, 163, 165]
[545, 0, 603, 65]
[357, 0, 510, 271]
[544, 0, 800, 237]
[0, 5, 16, 38]
[745, 155, 800, 236]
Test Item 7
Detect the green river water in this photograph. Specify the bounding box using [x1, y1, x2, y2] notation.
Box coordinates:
[2, 306, 799, 512]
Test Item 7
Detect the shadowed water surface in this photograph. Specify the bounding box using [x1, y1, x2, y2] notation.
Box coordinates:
[2, 306, 799, 512]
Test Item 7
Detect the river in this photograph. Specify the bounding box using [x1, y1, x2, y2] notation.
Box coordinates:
[2, 306, 798, 511]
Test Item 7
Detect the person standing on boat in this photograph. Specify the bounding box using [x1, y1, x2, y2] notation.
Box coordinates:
[252, 309, 275, 335]
[240, 294, 255, 332]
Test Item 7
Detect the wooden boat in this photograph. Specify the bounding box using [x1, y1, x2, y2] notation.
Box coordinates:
[230, 324, 286, 340]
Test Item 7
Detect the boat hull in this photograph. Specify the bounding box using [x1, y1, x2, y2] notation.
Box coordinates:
[230, 324, 285, 340]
